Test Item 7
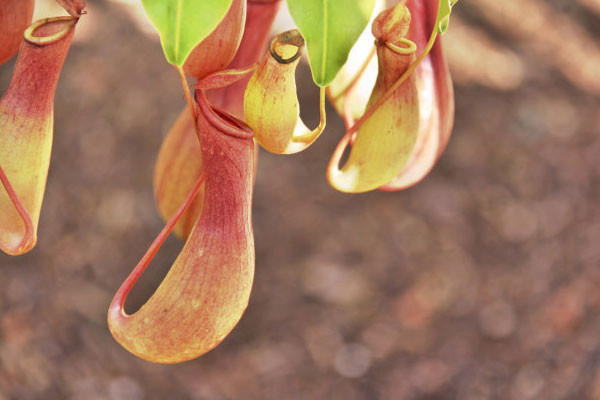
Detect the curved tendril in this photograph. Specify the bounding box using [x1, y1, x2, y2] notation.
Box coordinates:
[291, 87, 327, 143]
[330, 46, 377, 102]
[109, 174, 205, 319]
[345, 26, 439, 138]
[0, 164, 35, 253]
[385, 38, 417, 55]
[338, 48, 378, 131]
[24, 16, 78, 46]
[176, 66, 200, 141]
[196, 90, 254, 140]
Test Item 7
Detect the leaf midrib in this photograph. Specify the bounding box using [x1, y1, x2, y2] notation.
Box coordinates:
[320, 0, 328, 82]
[174, 0, 183, 62]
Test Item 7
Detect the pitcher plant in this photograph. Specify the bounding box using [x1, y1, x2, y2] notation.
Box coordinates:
[0, 0, 460, 364]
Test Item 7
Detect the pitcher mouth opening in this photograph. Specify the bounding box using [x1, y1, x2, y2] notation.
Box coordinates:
[270, 29, 304, 64]
[196, 90, 254, 140]
[24, 16, 78, 46]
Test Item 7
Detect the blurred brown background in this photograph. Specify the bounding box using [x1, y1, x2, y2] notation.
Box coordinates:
[1, 0, 600, 399]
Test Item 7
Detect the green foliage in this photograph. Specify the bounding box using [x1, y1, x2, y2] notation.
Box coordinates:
[437, 0, 459, 34]
[287, 0, 375, 87]
[141, 0, 233, 66]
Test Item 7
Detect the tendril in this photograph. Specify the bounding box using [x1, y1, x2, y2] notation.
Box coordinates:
[109, 173, 205, 318]
[385, 38, 417, 55]
[0, 164, 35, 254]
[329, 46, 376, 103]
[176, 66, 200, 141]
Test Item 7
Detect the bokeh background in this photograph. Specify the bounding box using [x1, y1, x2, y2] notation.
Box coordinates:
[1, 0, 600, 399]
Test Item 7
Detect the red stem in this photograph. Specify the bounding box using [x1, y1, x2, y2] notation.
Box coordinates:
[109, 174, 205, 318]
[0, 164, 35, 252]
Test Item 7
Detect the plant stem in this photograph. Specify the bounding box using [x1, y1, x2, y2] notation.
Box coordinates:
[329, 46, 376, 102]
[176, 66, 201, 141]
[0, 164, 35, 253]
[340, 48, 377, 130]
[109, 174, 205, 317]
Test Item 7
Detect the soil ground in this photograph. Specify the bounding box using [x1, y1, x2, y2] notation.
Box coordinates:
[1, 0, 600, 399]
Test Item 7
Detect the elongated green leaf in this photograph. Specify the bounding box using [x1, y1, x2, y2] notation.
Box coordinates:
[141, 0, 233, 66]
[287, 0, 375, 87]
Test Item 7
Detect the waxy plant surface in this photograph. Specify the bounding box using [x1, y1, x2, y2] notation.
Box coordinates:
[1, 0, 600, 399]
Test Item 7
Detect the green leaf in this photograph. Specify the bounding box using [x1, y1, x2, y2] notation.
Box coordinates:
[141, 0, 233, 66]
[287, 0, 375, 87]
[437, 0, 459, 34]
